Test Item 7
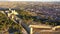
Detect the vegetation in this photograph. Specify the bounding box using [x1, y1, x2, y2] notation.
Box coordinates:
[0, 12, 22, 34]
[16, 10, 60, 26]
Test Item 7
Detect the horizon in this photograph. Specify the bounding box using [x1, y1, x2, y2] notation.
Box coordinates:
[0, 0, 60, 2]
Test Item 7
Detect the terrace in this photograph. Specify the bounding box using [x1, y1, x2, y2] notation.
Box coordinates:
[29, 25, 60, 34]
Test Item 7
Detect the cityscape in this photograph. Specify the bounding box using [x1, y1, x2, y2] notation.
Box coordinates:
[0, 2, 60, 34]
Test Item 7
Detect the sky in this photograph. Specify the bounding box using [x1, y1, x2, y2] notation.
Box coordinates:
[0, 0, 60, 2]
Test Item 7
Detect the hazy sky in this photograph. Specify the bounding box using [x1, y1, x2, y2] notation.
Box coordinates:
[0, 0, 60, 2]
